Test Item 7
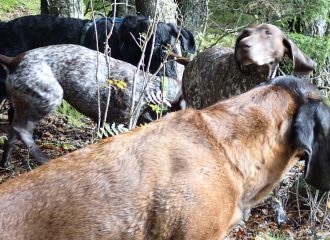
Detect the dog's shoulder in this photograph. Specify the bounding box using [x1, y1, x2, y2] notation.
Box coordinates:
[271, 76, 323, 102]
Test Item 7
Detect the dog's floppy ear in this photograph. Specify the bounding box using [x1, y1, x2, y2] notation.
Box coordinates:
[294, 101, 330, 190]
[283, 38, 316, 73]
[168, 24, 196, 53]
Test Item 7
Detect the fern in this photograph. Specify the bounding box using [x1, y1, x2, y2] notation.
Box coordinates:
[146, 89, 171, 107]
[97, 123, 128, 139]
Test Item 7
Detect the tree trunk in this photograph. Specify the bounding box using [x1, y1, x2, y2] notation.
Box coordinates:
[302, 13, 329, 97]
[40, 0, 85, 18]
[110, 0, 136, 17]
[135, 0, 177, 23]
[178, 0, 208, 35]
[304, 19, 328, 37]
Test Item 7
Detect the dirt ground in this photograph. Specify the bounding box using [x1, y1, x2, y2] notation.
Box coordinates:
[0, 103, 96, 183]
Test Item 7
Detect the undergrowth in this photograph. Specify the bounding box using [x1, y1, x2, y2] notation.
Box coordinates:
[0, 0, 39, 20]
[56, 101, 85, 127]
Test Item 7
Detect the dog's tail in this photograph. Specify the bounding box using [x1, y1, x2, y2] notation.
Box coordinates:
[0, 53, 25, 103]
[0, 53, 25, 74]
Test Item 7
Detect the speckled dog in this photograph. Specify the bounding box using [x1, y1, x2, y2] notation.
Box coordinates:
[182, 23, 316, 109]
[0, 44, 181, 167]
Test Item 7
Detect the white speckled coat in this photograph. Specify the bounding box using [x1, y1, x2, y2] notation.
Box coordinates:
[1, 44, 182, 166]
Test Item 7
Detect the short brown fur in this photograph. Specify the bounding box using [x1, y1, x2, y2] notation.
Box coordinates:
[0, 82, 315, 239]
[0, 53, 26, 73]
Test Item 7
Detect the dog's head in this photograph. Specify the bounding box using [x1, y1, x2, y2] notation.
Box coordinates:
[147, 22, 195, 76]
[272, 76, 330, 190]
[155, 22, 196, 54]
[119, 15, 196, 77]
[83, 18, 122, 58]
[235, 24, 315, 74]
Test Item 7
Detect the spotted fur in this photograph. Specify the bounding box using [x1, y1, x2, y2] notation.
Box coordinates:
[0, 44, 179, 166]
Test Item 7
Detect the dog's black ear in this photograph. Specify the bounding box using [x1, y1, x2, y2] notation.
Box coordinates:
[283, 38, 316, 73]
[168, 24, 196, 53]
[294, 101, 330, 190]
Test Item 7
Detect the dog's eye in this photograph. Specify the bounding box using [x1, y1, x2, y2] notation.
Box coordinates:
[265, 30, 272, 35]
[242, 29, 252, 35]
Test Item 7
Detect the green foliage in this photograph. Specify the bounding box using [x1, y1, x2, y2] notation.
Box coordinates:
[278, 0, 330, 32]
[147, 103, 162, 114]
[56, 101, 85, 127]
[208, 1, 256, 29]
[0, 136, 6, 145]
[208, 0, 330, 33]
[326, 98, 330, 106]
[195, 32, 235, 53]
[83, 0, 111, 18]
[0, 0, 39, 20]
[96, 123, 128, 139]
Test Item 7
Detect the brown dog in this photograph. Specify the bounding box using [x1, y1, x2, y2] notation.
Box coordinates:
[182, 23, 316, 109]
[0, 76, 329, 240]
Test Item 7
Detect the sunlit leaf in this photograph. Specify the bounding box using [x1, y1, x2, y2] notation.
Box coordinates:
[108, 79, 127, 90]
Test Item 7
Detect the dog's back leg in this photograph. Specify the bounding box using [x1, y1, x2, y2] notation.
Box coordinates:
[0, 120, 48, 168]
[15, 119, 48, 165]
[1, 68, 63, 167]
[0, 97, 62, 167]
[0, 126, 19, 168]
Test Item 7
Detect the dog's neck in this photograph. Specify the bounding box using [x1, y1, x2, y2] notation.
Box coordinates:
[238, 61, 278, 80]
[202, 86, 299, 209]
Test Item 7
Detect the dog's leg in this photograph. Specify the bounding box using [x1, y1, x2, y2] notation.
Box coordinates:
[15, 121, 48, 165]
[13, 95, 63, 165]
[0, 126, 18, 168]
[1, 118, 48, 167]
[2, 91, 62, 166]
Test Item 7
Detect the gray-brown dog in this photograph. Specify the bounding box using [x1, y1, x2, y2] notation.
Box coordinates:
[0, 44, 182, 167]
[0, 76, 329, 240]
[182, 23, 316, 109]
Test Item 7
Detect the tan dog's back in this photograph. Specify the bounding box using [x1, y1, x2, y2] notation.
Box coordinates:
[0, 109, 241, 239]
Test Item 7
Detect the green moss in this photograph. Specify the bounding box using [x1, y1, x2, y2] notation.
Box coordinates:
[0, 0, 40, 20]
[56, 101, 86, 127]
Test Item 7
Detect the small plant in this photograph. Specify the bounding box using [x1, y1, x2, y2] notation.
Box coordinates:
[145, 87, 172, 120]
[0, 136, 7, 145]
[96, 122, 128, 139]
[56, 101, 86, 127]
[108, 79, 127, 90]
[256, 231, 290, 240]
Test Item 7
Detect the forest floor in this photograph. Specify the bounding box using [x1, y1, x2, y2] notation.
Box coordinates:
[0, 4, 330, 240]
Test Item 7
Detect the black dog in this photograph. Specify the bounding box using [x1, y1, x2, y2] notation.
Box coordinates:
[84, 15, 195, 78]
[0, 14, 195, 119]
